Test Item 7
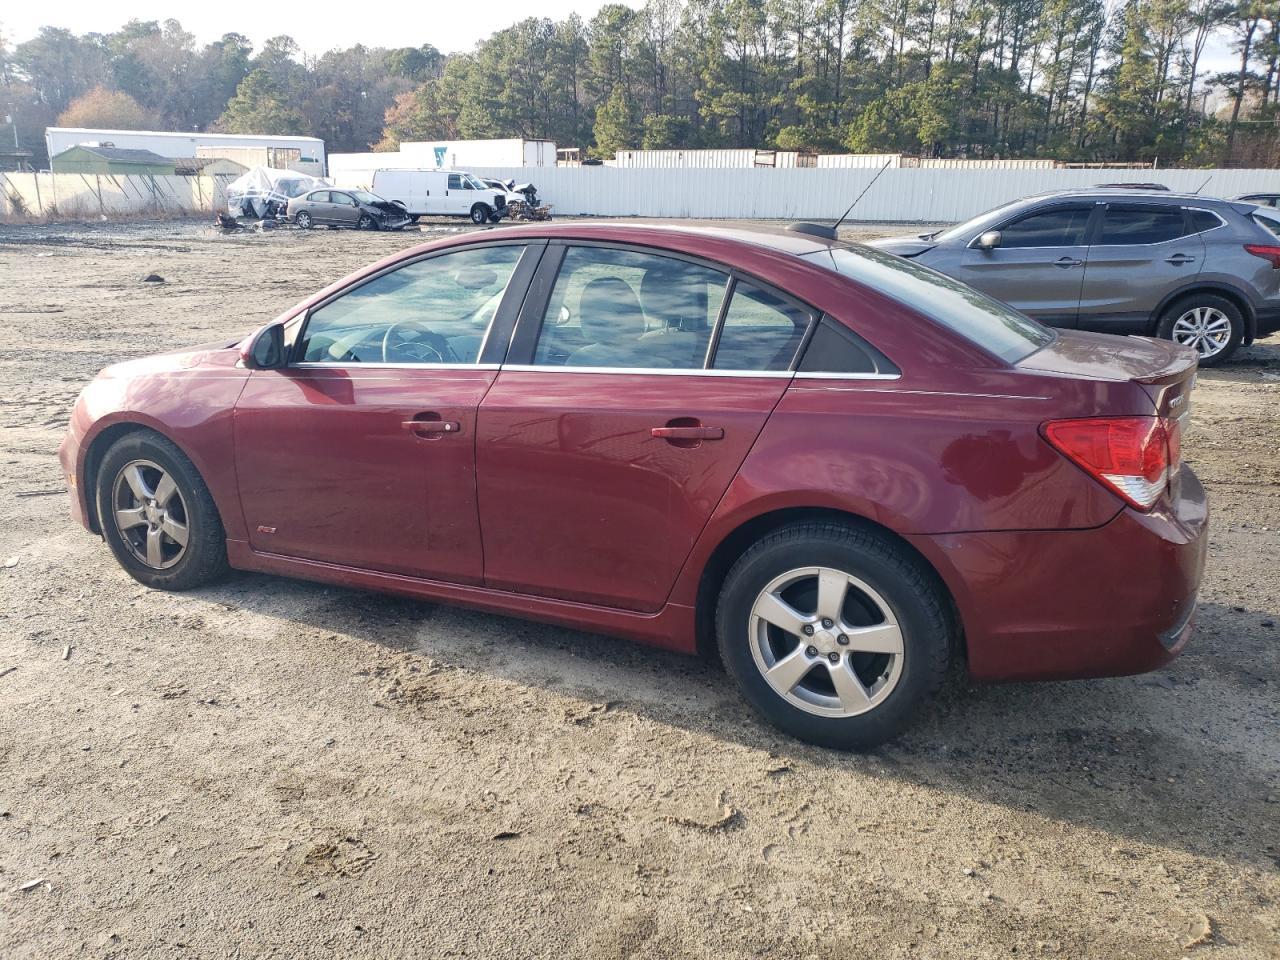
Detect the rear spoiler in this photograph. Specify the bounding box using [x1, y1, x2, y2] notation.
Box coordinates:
[1126, 337, 1199, 385]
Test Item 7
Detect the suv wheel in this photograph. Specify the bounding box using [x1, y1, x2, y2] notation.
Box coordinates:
[96, 431, 229, 591]
[1156, 294, 1243, 366]
[716, 521, 952, 750]
[470, 203, 491, 225]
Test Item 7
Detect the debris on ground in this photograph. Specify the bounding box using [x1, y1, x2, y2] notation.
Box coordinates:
[1183, 914, 1216, 949]
[17, 878, 46, 893]
[141, 273, 164, 283]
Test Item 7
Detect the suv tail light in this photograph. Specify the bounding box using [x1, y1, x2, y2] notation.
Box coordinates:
[1244, 243, 1280, 268]
[1041, 416, 1179, 511]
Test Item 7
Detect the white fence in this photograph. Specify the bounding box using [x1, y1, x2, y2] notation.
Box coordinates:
[0, 172, 236, 219]
[472, 165, 1280, 221]
[3, 166, 1279, 224]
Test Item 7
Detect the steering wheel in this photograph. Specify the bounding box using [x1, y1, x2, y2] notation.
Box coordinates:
[381, 320, 457, 364]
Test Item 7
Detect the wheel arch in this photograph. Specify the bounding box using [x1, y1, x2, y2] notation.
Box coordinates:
[1151, 283, 1256, 343]
[81, 420, 222, 535]
[690, 505, 964, 663]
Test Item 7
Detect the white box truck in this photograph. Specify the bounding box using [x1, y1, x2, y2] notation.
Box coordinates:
[370, 169, 509, 223]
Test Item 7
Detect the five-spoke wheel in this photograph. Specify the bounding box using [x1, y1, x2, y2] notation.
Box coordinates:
[749, 567, 905, 718]
[112, 459, 189, 569]
[717, 522, 952, 750]
[96, 431, 228, 590]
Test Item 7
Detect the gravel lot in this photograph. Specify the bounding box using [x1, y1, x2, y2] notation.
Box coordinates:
[0, 218, 1277, 959]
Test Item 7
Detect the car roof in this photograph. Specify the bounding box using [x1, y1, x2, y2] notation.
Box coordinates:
[1028, 188, 1236, 206]
[484, 219, 844, 256]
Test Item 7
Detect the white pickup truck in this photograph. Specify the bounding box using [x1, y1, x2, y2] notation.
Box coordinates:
[370, 169, 508, 224]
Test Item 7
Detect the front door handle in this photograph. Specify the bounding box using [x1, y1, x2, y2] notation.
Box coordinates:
[1165, 253, 1196, 265]
[402, 418, 461, 438]
[1054, 256, 1083, 268]
[651, 425, 724, 441]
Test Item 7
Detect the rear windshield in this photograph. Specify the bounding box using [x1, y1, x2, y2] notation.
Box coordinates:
[801, 244, 1055, 363]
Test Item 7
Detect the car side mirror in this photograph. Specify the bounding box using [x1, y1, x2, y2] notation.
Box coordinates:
[976, 230, 1002, 251]
[241, 322, 286, 370]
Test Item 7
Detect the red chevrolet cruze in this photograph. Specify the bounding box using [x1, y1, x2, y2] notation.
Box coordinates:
[60, 222, 1207, 748]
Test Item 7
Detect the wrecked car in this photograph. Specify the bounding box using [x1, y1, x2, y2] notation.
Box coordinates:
[287, 188, 413, 231]
[225, 167, 328, 220]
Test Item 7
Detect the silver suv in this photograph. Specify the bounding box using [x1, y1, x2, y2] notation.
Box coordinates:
[868, 189, 1280, 365]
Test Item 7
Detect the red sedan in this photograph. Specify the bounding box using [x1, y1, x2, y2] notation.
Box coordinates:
[59, 222, 1207, 749]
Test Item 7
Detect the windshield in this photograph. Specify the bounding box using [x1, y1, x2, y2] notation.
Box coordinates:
[350, 190, 381, 204]
[931, 197, 1035, 242]
[801, 244, 1055, 363]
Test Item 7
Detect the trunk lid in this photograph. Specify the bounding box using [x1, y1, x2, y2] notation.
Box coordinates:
[1019, 330, 1197, 418]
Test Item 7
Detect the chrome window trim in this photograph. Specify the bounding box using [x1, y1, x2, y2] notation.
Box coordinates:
[793, 371, 902, 381]
[499, 364, 794, 378]
[291, 361, 502, 371]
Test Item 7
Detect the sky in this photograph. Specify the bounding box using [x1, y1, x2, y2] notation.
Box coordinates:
[0, 0, 639, 58]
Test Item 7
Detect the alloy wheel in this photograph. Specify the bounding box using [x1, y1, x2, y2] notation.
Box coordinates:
[112, 459, 190, 570]
[748, 566, 905, 718]
[1171, 306, 1232, 359]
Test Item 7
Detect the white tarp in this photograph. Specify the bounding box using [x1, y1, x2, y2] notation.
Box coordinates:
[225, 166, 329, 218]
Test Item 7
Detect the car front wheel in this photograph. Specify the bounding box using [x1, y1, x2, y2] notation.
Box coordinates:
[470, 203, 491, 225]
[716, 522, 952, 750]
[358, 213, 377, 230]
[96, 431, 229, 591]
[1157, 293, 1243, 366]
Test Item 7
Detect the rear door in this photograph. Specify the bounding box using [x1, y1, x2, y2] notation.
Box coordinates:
[475, 243, 813, 612]
[1078, 203, 1206, 332]
[233, 241, 541, 582]
[950, 202, 1094, 326]
[307, 190, 332, 223]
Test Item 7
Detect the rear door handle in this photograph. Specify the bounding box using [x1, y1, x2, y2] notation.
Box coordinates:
[1165, 253, 1196, 265]
[651, 425, 724, 441]
[402, 418, 461, 437]
[1054, 257, 1083, 268]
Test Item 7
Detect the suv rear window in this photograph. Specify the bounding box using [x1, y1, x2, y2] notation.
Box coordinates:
[802, 245, 1054, 364]
[1254, 212, 1280, 239]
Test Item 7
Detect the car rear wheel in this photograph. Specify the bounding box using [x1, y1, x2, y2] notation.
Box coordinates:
[716, 522, 952, 750]
[1157, 294, 1243, 366]
[96, 431, 229, 591]
[470, 203, 490, 225]
[295, 211, 312, 229]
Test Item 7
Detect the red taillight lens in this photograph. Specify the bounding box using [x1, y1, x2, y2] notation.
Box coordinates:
[1042, 417, 1178, 510]
[1244, 243, 1280, 268]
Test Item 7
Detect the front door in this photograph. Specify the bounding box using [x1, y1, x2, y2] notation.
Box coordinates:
[952, 203, 1095, 326]
[234, 242, 537, 582]
[476, 244, 814, 612]
[1078, 202, 1207, 332]
[330, 191, 361, 226]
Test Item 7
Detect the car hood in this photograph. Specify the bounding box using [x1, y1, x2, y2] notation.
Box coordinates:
[863, 236, 938, 258]
[98, 340, 243, 379]
[363, 199, 409, 216]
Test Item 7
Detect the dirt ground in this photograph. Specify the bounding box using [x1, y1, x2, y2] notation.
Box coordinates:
[0, 217, 1277, 960]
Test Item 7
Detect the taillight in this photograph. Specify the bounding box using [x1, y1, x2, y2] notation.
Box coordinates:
[1244, 243, 1280, 268]
[1041, 416, 1179, 511]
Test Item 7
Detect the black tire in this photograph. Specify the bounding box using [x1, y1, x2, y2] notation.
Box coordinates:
[358, 213, 377, 231]
[409, 215, 421, 224]
[716, 521, 952, 750]
[295, 211, 312, 229]
[469, 203, 490, 225]
[96, 431, 229, 591]
[1155, 293, 1243, 367]
[488, 213, 502, 223]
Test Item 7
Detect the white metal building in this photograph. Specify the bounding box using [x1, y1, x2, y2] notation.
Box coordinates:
[43, 128, 327, 176]
[398, 138, 557, 168]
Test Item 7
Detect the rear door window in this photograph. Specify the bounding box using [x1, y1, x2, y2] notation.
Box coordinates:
[1097, 205, 1188, 245]
[997, 206, 1092, 248]
[710, 282, 811, 372]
